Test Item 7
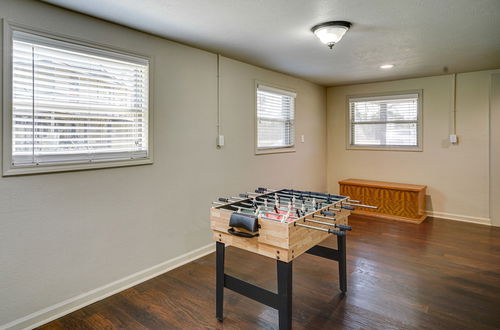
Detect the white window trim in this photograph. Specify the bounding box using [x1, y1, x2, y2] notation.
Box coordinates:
[2, 21, 154, 176]
[255, 81, 296, 155]
[345, 90, 423, 152]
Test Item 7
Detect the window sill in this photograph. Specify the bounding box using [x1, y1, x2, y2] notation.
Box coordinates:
[2, 158, 153, 176]
[346, 145, 423, 152]
[255, 146, 296, 155]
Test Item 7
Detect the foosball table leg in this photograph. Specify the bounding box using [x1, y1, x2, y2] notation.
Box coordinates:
[216, 241, 225, 321]
[338, 235, 347, 293]
[277, 260, 293, 330]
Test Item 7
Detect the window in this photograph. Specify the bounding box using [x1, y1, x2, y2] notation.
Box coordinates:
[348, 92, 422, 150]
[3, 25, 151, 175]
[256, 84, 296, 152]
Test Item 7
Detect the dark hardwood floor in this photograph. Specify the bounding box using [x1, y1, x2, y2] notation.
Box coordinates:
[39, 216, 500, 329]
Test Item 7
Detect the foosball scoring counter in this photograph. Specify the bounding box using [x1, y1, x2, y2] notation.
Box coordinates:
[210, 187, 377, 330]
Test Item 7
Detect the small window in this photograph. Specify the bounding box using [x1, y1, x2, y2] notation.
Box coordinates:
[256, 84, 296, 152]
[348, 92, 422, 150]
[3, 26, 151, 175]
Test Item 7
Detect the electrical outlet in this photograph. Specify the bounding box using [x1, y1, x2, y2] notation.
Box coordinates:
[449, 134, 458, 144]
[301, 135, 305, 143]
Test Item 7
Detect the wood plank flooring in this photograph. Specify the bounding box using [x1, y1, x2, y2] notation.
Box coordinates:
[38, 216, 500, 329]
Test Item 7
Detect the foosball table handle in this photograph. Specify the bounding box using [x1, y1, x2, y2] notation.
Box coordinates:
[329, 229, 346, 236]
[336, 224, 352, 231]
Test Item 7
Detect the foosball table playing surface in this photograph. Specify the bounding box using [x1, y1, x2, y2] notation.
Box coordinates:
[210, 187, 377, 330]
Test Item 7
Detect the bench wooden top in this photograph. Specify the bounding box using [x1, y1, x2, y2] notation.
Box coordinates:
[338, 178, 426, 192]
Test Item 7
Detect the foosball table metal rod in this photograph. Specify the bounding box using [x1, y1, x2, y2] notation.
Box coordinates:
[274, 192, 333, 203]
[245, 190, 349, 210]
[228, 205, 256, 212]
[239, 200, 310, 214]
[256, 196, 340, 212]
[304, 218, 337, 227]
[245, 191, 263, 196]
[218, 197, 243, 203]
[260, 214, 298, 223]
[261, 212, 298, 220]
[256, 187, 349, 204]
[343, 202, 378, 209]
[278, 191, 345, 202]
[304, 218, 352, 231]
[240, 196, 335, 214]
[227, 205, 298, 221]
[294, 222, 345, 236]
[238, 200, 295, 211]
[313, 214, 337, 221]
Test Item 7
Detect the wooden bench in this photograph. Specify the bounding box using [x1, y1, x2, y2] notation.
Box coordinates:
[339, 179, 427, 224]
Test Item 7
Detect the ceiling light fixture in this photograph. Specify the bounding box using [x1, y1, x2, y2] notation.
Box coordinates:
[380, 64, 394, 69]
[311, 21, 351, 49]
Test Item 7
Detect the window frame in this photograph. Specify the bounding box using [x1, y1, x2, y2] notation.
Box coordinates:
[255, 81, 296, 155]
[346, 90, 423, 152]
[2, 21, 154, 176]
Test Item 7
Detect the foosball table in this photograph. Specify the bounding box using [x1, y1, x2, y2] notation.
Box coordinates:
[210, 187, 376, 330]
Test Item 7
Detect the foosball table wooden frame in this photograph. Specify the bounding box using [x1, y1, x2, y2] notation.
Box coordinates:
[210, 188, 376, 329]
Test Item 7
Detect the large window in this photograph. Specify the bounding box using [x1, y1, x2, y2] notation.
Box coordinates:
[256, 84, 296, 152]
[3, 25, 151, 175]
[348, 92, 422, 150]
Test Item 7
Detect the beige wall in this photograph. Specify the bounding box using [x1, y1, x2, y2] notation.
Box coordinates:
[326, 71, 498, 224]
[0, 0, 326, 327]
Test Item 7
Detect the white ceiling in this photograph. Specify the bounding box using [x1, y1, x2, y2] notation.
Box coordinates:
[42, 0, 500, 86]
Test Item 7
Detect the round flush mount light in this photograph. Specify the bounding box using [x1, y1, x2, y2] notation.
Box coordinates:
[380, 64, 394, 69]
[311, 21, 351, 49]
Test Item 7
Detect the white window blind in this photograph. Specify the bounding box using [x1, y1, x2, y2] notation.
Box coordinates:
[349, 93, 420, 148]
[256, 85, 296, 149]
[11, 31, 149, 167]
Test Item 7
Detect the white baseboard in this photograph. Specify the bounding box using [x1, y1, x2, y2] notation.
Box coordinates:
[0, 243, 215, 330]
[427, 211, 491, 226]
